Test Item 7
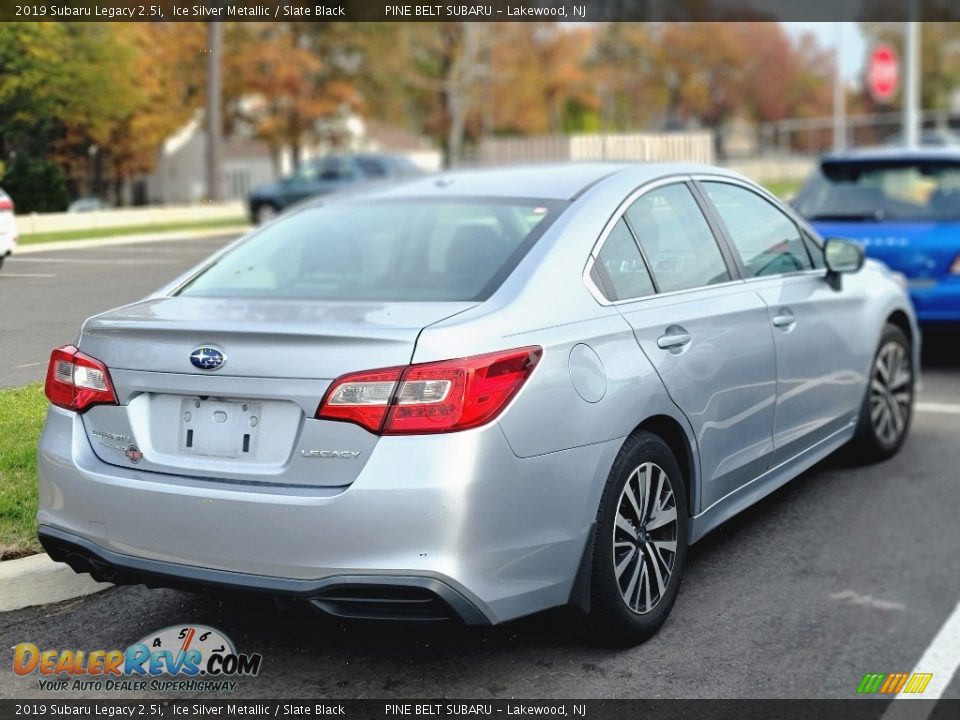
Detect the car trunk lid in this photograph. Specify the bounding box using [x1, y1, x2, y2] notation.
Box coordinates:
[77, 296, 475, 487]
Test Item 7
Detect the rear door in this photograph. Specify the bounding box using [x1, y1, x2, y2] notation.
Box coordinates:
[698, 179, 866, 464]
[591, 180, 778, 511]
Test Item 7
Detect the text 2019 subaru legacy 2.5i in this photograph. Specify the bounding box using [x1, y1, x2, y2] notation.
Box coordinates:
[38, 164, 917, 644]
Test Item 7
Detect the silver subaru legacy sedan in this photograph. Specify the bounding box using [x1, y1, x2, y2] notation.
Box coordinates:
[37, 163, 918, 643]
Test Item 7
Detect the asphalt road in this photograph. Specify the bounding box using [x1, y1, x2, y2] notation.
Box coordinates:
[0, 235, 958, 702]
[0, 236, 239, 390]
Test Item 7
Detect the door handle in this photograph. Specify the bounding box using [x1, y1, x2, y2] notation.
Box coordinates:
[772, 309, 796, 329]
[657, 327, 691, 350]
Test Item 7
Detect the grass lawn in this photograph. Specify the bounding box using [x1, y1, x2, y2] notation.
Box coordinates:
[763, 178, 804, 200]
[19, 216, 249, 246]
[0, 383, 47, 559]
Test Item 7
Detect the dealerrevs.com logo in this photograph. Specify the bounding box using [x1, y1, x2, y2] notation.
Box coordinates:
[13, 625, 262, 693]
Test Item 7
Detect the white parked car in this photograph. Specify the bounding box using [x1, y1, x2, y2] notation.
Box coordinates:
[0, 186, 17, 269]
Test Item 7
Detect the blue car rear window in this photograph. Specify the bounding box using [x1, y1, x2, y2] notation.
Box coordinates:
[796, 160, 960, 222]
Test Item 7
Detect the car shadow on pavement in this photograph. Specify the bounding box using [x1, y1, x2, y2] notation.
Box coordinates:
[920, 329, 959, 369]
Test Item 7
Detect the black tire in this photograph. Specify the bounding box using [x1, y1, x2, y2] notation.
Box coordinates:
[584, 431, 688, 645]
[852, 323, 914, 462]
[0, 255, 4, 271]
[253, 202, 279, 225]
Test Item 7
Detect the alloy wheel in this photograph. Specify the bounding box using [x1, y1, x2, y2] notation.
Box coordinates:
[870, 341, 912, 446]
[612, 462, 678, 615]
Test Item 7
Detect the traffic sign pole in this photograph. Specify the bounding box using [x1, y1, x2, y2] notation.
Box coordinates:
[904, 20, 920, 148]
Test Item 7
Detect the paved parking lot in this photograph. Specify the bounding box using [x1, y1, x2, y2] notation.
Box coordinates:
[0, 235, 958, 701]
[0, 236, 239, 390]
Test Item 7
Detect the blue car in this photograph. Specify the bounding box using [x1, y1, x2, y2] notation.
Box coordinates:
[795, 148, 960, 324]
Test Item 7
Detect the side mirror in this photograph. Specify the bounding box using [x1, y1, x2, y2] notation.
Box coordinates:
[824, 238, 865, 274]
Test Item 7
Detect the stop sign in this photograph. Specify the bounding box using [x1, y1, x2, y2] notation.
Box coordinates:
[868, 44, 900, 104]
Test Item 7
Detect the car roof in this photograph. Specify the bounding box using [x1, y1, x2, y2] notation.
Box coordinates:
[821, 146, 960, 164]
[353, 162, 739, 201]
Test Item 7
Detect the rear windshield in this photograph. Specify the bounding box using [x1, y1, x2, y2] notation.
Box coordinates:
[177, 197, 566, 302]
[796, 160, 960, 222]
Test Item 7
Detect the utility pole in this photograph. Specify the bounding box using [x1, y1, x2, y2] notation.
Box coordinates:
[832, 22, 846, 151]
[904, 10, 921, 147]
[205, 21, 223, 202]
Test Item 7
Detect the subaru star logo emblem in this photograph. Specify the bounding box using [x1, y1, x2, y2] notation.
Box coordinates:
[190, 346, 226, 371]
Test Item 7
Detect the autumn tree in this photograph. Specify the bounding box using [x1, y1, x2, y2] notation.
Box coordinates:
[224, 22, 364, 172]
[0, 22, 206, 208]
[53, 23, 206, 201]
[489, 23, 599, 135]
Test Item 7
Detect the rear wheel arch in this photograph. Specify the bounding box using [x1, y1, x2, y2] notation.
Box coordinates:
[568, 414, 697, 616]
[631, 414, 697, 518]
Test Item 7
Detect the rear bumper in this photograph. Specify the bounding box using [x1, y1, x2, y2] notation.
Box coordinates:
[910, 281, 960, 322]
[39, 526, 488, 624]
[37, 406, 617, 624]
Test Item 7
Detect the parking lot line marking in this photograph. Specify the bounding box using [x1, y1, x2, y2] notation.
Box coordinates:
[0, 272, 57, 278]
[881, 600, 960, 719]
[915, 402, 960, 416]
[15, 361, 44, 369]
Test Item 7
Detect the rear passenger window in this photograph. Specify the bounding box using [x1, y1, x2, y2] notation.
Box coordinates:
[625, 184, 731, 293]
[594, 219, 655, 301]
[703, 182, 813, 277]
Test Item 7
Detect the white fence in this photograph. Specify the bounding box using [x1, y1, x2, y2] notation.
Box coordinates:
[16, 201, 246, 236]
[478, 131, 715, 166]
[724, 156, 816, 183]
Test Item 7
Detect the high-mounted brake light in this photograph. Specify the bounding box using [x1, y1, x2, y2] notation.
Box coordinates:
[317, 347, 543, 435]
[44, 345, 118, 412]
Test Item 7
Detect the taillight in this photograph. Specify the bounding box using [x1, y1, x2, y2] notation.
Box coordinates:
[317, 346, 542, 435]
[315, 367, 404, 433]
[44, 345, 118, 412]
[0, 196, 12, 212]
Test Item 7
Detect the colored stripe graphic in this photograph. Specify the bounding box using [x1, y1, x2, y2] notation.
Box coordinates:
[858, 672, 933, 694]
[858, 673, 886, 694]
[902, 673, 933, 694]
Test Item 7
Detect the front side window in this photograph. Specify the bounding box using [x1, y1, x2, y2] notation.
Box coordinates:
[625, 183, 731, 293]
[703, 182, 813, 277]
[356, 157, 389, 178]
[593, 219, 656, 301]
[317, 157, 355, 181]
[178, 197, 565, 302]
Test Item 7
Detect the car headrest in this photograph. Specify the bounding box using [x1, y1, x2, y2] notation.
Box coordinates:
[824, 186, 886, 214]
[302, 232, 363, 274]
[928, 188, 960, 212]
[445, 223, 505, 275]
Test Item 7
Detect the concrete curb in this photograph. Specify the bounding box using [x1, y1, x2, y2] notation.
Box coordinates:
[0, 552, 111, 612]
[15, 225, 251, 255]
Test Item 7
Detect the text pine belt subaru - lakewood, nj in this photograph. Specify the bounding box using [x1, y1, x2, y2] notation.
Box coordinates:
[37, 163, 917, 643]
